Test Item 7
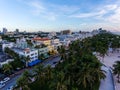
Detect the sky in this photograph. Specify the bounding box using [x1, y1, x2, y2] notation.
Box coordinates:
[0, 0, 120, 32]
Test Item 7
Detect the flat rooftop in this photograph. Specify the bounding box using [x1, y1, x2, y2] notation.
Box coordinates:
[0, 52, 12, 63]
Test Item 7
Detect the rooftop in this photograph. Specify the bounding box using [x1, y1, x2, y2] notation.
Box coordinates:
[33, 37, 50, 41]
[0, 52, 12, 63]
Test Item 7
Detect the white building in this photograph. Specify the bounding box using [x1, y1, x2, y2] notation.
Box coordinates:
[51, 39, 60, 44]
[0, 59, 14, 68]
[16, 37, 27, 49]
[48, 32, 56, 39]
[2, 42, 14, 51]
[12, 48, 38, 62]
[51, 39, 62, 50]
[38, 47, 49, 55]
[0, 53, 14, 68]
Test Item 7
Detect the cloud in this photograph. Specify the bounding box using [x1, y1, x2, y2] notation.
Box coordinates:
[18, 0, 80, 21]
[105, 7, 120, 23]
[17, 0, 57, 21]
[29, 1, 47, 16]
[69, 9, 107, 18]
[16, 0, 120, 27]
[104, 4, 117, 10]
[69, 4, 119, 21]
[50, 4, 80, 15]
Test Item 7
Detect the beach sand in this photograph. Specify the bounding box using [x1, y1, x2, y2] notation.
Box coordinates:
[97, 52, 120, 90]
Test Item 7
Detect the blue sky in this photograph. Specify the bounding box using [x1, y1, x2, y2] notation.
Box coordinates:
[0, 0, 120, 32]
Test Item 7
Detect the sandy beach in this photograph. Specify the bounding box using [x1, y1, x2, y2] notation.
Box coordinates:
[97, 52, 120, 90]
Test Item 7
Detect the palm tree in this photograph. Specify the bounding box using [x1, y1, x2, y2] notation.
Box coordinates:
[38, 54, 44, 60]
[99, 47, 107, 62]
[92, 64, 106, 82]
[76, 65, 93, 89]
[33, 64, 44, 80]
[26, 40, 33, 48]
[44, 65, 53, 80]
[56, 72, 67, 90]
[56, 82, 67, 90]
[16, 70, 31, 90]
[17, 75, 30, 90]
[76, 54, 106, 90]
[113, 61, 120, 83]
[23, 56, 30, 67]
[57, 46, 66, 60]
[2, 64, 12, 75]
[23, 70, 31, 80]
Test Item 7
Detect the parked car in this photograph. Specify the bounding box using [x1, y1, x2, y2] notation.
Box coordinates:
[0, 82, 5, 88]
[3, 77, 10, 83]
[7, 85, 13, 90]
[53, 61, 57, 64]
[0, 80, 4, 84]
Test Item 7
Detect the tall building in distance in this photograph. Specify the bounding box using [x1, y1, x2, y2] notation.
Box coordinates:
[2, 28, 7, 34]
[15, 29, 19, 34]
[61, 30, 72, 35]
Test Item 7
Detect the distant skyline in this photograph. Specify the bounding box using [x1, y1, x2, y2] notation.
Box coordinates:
[0, 0, 120, 32]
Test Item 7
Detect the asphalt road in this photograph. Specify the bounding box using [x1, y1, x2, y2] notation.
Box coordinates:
[1, 56, 61, 90]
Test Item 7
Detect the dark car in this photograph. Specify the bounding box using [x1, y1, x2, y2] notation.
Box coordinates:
[53, 62, 57, 64]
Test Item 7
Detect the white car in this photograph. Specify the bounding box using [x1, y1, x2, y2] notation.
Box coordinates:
[0, 80, 4, 84]
[3, 77, 10, 83]
[0, 82, 5, 88]
[7, 85, 13, 90]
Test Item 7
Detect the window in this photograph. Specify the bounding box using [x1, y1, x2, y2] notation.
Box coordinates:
[31, 54, 34, 56]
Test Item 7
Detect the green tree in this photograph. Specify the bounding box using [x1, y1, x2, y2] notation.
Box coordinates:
[2, 64, 12, 75]
[17, 76, 30, 90]
[26, 40, 33, 47]
[23, 56, 30, 67]
[113, 61, 120, 83]
[44, 65, 53, 80]
[56, 72, 67, 90]
[16, 70, 31, 90]
[33, 64, 44, 80]
[57, 46, 66, 60]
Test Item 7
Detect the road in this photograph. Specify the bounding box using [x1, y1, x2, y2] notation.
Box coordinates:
[99, 66, 115, 90]
[1, 56, 61, 90]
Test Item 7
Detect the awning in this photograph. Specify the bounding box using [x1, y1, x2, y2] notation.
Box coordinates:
[28, 59, 42, 67]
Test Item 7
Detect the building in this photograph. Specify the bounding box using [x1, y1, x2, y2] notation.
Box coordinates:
[61, 30, 72, 35]
[11, 37, 40, 66]
[1, 42, 14, 51]
[0, 59, 14, 68]
[58, 35, 72, 47]
[4, 32, 14, 36]
[32, 37, 51, 46]
[16, 37, 27, 49]
[0, 36, 2, 42]
[0, 53, 14, 68]
[12, 48, 38, 62]
[2, 28, 7, 34]
[38, 47, 49, 55]
[15, 29, 19, 34]
[51, 39, 60, 44]
[51, 39, 62, 50]
[47, 45, 54, 51]
[48, 32, 56, 39]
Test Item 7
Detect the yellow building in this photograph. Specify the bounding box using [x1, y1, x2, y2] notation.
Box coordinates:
[33, 37, 51, 46]
[47, 45, 54, 51]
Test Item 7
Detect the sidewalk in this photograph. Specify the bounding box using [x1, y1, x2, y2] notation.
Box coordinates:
[99, 66, 115, 90]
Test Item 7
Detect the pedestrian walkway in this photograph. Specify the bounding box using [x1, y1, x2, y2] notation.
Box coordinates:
[99, 66, 115, 90]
